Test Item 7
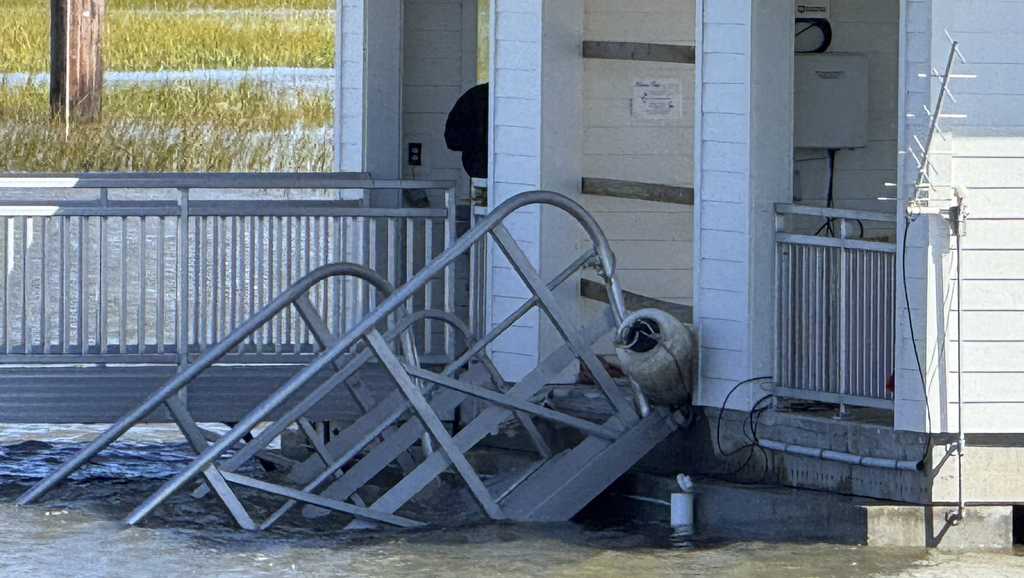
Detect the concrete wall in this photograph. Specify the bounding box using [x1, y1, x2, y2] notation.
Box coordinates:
[580, 0, 695, 314]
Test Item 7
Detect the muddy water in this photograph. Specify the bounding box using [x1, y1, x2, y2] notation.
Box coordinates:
[1, 425, 1023, 578]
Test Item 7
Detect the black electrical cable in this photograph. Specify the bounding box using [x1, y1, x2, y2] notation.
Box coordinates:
[902, 215, 934, 465]
[714, 376, 773, 460]
[795, 18, 832, 53]
[814, 149, 865, 239]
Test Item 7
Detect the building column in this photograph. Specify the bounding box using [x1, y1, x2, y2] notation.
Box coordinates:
[335, 0, 403, 205]
[487, 0, 585, 381]
[694, 0, 794, 410]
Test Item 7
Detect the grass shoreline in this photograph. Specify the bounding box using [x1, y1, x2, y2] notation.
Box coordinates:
[2, 1, 335, 172]
[1, 81, 333, 172]
[2, 5, 334, 72]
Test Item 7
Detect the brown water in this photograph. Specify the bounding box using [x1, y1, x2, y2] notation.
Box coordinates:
[1, 425, 1023, 578]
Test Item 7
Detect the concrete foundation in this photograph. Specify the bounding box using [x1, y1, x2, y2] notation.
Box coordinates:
[589, 473, 1014, 550]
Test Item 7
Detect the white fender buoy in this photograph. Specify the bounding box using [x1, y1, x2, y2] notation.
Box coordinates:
[615, 308, 696, 407]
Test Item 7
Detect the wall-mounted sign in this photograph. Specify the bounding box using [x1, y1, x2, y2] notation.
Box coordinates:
[632, 79, 683, 120]
[795, 0, 830, 19]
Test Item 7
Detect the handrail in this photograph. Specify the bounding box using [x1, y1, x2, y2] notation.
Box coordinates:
[20, 191, 633, 523]
[17, 262, 415, 505]
[774, 203, 897, 224]
[0, 172, 455, 191]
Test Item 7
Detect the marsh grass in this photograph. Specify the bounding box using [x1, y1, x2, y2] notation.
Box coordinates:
[0, 81, 333, 172]
[2, 5, 334, 72]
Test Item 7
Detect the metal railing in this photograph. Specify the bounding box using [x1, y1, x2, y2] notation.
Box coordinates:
[0, 173, 458, 366]
[774, 203, 897, 411]
[20, 190, 652, 531]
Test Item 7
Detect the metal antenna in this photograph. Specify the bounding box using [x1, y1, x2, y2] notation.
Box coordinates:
[910, 33, 975, 204]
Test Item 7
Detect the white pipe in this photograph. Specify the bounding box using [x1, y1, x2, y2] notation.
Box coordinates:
[758, 439, 923, 472]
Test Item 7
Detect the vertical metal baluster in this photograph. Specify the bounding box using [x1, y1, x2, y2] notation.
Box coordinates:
[256, 216, 265, 350]
[211, 216, 221, 345]
[367, 216, 378, 316]
[231, 216, 239, 336]
[302, 216, 311, 347]
[1, 217, 7, 355]
[341, 217, 350, 331]
[200, 217, 209, 350]
[267, 216, 276, 352]
[119, 217, 127, 354]
[248, 216, 256, 350]
[139, 217, 147, 354]
[177, 188, 191, 370]
[332, 216, 341, 335]
[424, 215, 433, 355]
[39, 218, 47, 354]
[60, 217, 67, 354]
[285, 216, 293, 350]
[157, 217, 165, 354]
[21, 217, 28, 353]
[78, 217, 85, 354]
[406, 218, 415, 323]
[191, 215, 201, 357]
[320, 216, 329, 337]
[444, 187, 456, 358]
[98, 216, 106, 354]
[387, 217, 397, 333]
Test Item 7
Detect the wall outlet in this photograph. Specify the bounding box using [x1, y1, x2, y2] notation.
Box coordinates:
[408, 142, 423, 166]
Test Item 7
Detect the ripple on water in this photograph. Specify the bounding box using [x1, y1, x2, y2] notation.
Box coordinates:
[2, 426, 1023, 577]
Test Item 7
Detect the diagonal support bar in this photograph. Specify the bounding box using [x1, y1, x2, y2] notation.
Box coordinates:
[219, 472, 423, 529]
[491, 225, 638, 423]
[405, 366, 619, 440]
[365, 330, 505, 520]
[163, 396, 257, 530]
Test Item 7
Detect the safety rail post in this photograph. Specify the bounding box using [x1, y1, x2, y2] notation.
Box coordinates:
[444, 185, 457, 360]
[177, 188, 191, 408]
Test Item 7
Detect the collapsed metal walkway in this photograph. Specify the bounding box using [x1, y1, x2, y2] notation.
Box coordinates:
[16, 190, 680, 529]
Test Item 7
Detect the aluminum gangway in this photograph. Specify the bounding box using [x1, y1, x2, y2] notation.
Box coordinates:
[17, 191, 682, 529]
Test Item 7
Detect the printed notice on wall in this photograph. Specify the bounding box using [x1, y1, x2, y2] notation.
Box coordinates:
[632, 79, 683, 120]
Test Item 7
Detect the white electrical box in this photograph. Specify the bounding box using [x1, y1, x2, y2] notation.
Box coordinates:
[794, 53, 869, 149]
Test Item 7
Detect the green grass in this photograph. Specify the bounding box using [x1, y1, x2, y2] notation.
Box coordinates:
[8, 0, 332, 8]
[1, 5, 334, 72]
[0, 81, 333, 172]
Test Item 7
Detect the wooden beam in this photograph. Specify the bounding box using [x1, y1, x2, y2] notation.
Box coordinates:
[582, 177, 694, 206]
[582, 41, 695, 64]
[51, 0, 104, 122]
[580, 279, 692, 324]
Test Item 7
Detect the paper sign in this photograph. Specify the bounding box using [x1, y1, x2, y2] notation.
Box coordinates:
[632, 79, 683, 120]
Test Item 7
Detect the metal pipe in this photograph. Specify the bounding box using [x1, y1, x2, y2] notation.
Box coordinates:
[758, 438, 923, 471]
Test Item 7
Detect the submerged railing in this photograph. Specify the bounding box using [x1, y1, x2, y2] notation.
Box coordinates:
[774, 204, 897, 412]
[0, 173, 458, 366]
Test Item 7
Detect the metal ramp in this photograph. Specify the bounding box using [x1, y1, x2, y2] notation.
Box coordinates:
[16, 191, 680, 529]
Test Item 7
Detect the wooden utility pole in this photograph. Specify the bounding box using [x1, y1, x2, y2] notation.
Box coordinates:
[50, 0, 105, 123]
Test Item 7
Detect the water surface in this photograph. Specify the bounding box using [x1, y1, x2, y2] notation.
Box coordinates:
[2, 424, 1023, 577]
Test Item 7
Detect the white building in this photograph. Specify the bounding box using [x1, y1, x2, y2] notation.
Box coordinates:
[333, 0, 1024, 517]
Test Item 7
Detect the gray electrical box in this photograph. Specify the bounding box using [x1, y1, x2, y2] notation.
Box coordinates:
[794, 53, 869, 149]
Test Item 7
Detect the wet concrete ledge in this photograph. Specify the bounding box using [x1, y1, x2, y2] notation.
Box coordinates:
[588, 472, 1013, 550]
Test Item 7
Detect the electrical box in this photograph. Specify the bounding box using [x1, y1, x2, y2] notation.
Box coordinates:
[794, 53, 869, 149]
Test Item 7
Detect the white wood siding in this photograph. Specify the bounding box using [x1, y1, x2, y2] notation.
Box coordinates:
[487, 0, 545, 380]
[695, 0, 754, 408]
[402, 0, 477, 197]
[581, 1, 696, 316]
[896, 0, 1024, 433]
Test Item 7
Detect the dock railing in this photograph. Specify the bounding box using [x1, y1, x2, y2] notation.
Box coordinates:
[774, 203, 897, 412]
[0, 173, 459, 367]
